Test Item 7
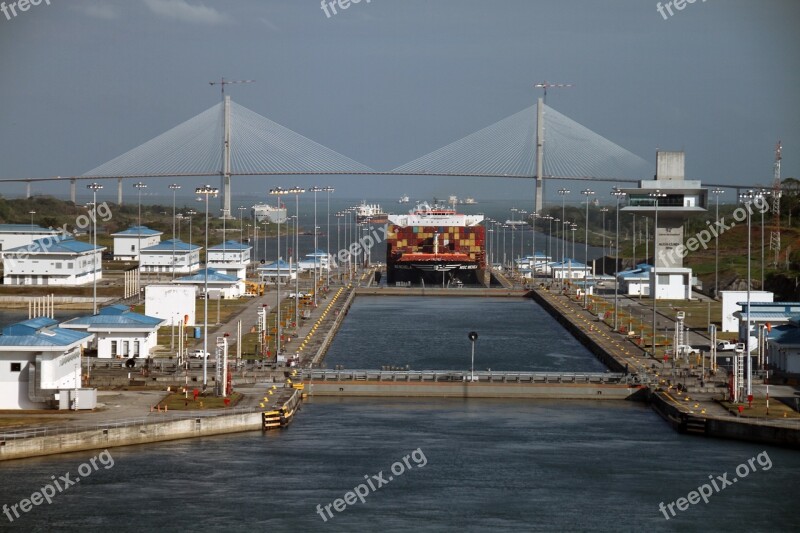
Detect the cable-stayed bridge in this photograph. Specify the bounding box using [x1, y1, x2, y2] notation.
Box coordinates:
[4, 96, 681, 213]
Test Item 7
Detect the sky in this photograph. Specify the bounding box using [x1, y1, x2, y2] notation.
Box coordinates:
[0, 0, 798, 205]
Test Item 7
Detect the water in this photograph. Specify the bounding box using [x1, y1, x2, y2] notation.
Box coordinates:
[1, 296, 797, 531]
[323, 296, 607, 372]
[0, 399, 797, 532]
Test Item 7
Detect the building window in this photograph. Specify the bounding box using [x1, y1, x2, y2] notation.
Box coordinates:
[658, 274, 670, 285]
[68, 263, 74, 269]
[10, 362, 21, 372]
[55, 262, 62, 269]
[134, 341, 140, 357]
[111, 340, 118, 356]
[131, 245, 135, 252]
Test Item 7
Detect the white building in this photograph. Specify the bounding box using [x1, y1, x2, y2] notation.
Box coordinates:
[720, 291, 774, 333]
[617, 264, 652, 296]
[173, 268, 245, 299]
[0, 317, 94, 410]
[516, 253, 552, 274]
[207, 240, 252, 280]
[0, 224, 62, 255]
[60, 304, 165, 359]
[550, 259, 592, 280]
[145, 284, 197, 327]
[1, 236, 105, 286]
[257, 259, 297, 283]
[766, 325, 800, 375]
[298, 249, 330, 271]
[111, 226, 163, 261]
[140, 239, 201, 274]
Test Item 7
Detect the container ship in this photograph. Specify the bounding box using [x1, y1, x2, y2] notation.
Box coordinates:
[386, 202, 487, 286]
[355, 202, 388, 224]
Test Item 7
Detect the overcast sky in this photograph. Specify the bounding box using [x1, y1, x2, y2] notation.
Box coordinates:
[0, 0, 797, 203]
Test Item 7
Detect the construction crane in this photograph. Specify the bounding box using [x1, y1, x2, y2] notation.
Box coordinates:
[533, 81, 574, 105]
[770, 141, 782, 266]
[209, 77, 255, 99]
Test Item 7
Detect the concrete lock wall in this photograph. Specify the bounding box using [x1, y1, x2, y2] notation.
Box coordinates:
[0, 412, 263, 462]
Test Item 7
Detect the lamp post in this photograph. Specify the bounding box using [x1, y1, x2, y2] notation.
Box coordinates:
[549, 217, 557, 267]
[558, 188, 570, 264]
[650, 190, 666, 358]
[757, 189, 768, 289]
[288, 187, 305, 327]
[740, 189, 755, 397]
[309, 187, 324, 306]
[29, 210, 36, 226]
[468, 331, 478, 382]
[600, 207, 609, 275]
[519, 210, 527, 265]
[195, 185, 218, 391]
[133, 181, 147, 302]
[323, 186, 335, 286]
[711, 188, 724, 298]
[611, 189, 627, 331]
[269, 187, 289, 358]
[510, 208, 518, 273]
[569, 223, 577, 283]
[238, 206, 246, 244]
[336, 211, 346, 282]
[169, 184, 181, 280]
[186, 209, 196, 248]
[530, 213, 537, 278]
[581, 189, 595, 308]
[87, 183, 103, 314]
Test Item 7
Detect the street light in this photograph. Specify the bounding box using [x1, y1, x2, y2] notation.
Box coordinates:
[269, 187, 289, 358]
[133, 181, 147, 301]
[336, 211, 346, 282]
[468, 331, 478, 382]
[186, 209, 196, 247]
[650, 190, 667, 358]
[28, 210, 36, 226]
[87, 183, 103, 314]
[581, 189, 595, 308]
[600, 207, 609, 275]
[510, 207, 518, 273]
[757, 189, 768, 290]
[611, 188, 627, 331]
[711, 188, 725, 298]
[287, 187, 305, 327]
[169, 184, 181, 280]
[195, 185, 218, 391]
[558, 188, 570, 264]
[323, 186, 335, 286]
[739, 189, 755, 398]
[238, 206, 247, 244]
[309, 187, 325, 306]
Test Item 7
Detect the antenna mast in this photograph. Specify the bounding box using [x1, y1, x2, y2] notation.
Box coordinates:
[770, 141, 782, 266]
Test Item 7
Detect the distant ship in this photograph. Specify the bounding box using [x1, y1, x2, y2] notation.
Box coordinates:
[398, 195, 410, 204]
[462, 197, 477, 205]
[355, 202, 388, 224]
[252, 203, 287, 224]
[386, 202, 487, 286]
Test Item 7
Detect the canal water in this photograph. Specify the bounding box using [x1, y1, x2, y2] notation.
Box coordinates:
[0, 296, 797, 531]
[323, 296, 608, 372]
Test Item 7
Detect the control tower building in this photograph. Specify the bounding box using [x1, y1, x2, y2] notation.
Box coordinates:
[622, 151, 707, 300]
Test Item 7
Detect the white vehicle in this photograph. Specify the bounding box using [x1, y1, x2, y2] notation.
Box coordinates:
[717, 341, 737, 351]
[675, 344, 699, 356]
[191, 349, 210, 359]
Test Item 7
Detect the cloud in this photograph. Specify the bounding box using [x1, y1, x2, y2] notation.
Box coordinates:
[142, 0, 231, 25]
[73, 3, 120, 20]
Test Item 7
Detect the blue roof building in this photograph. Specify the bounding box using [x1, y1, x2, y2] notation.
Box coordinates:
[61, 305, 165, 359]
[0, 317, 94, 409]
[111, 225, 163, 261]
[140, 239, 201, 274]
[207, 240, 252, 280]
[1, 236, 105, 286]
[173, 268, 245, 299]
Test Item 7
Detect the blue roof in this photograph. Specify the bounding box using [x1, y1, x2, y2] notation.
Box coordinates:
[258, 259, 295, 270]
[551, 259, 589, 269]
[3, 236, 104, 255]
[619, 264, 652, 280]
[141, 239, 200, 252]
[0, 224, 59, 234]
[209, 240, 251, 251]
[63, 306, 164, 329]
[0, 318, 91, 347]
[111, 225, 162, 237]
[305, 249, 328, 257]
[175, 268, 239, 283]
[766, 325, 800, 345]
